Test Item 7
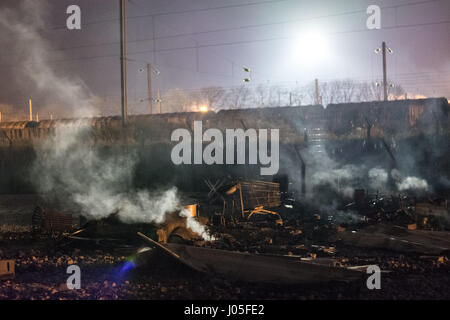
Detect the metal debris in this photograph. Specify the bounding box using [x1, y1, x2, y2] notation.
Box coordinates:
[137, 232, 363, 284]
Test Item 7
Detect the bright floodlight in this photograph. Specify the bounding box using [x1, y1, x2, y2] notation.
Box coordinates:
[291, 30, 331, 65]
[200, 105, 208, 113]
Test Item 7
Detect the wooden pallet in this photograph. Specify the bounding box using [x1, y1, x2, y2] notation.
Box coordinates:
[32, 207, 73, 233]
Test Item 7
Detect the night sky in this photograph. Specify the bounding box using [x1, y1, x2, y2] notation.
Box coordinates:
[0, 0, 448, 118]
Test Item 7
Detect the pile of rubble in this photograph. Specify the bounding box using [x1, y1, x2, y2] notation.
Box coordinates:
[1, 178, 449, 299]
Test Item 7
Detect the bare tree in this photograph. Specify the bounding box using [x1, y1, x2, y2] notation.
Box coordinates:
[161, 88, 191, 113]
[255, 84, 269, 107]
[367, 82, 383, 101]
[354, 82, 373, 102]
[225, 85, 251, 109]
[316, 79, 406, 104]
[289, 86, 306, 106]
[339, 79, 357, 103]
[387, 82, 407, 100]
[303, 81, 317, 105]
[197, 86, 226, 110]
[135, 79, 409, 115]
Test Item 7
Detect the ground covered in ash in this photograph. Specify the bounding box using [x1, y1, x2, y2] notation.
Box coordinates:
[0, 231, 449, 300]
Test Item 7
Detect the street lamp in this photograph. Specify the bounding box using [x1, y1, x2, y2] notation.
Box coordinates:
[243, 67, 251, 83]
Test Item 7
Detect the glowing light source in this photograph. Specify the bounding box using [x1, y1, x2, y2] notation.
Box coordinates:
[114, 257, 137, 280]
[200, 105, 208, 113]
[291, 30, 331, 65]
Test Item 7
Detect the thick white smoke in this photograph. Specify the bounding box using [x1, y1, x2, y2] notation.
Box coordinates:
[0, 0, 95, 118]
[32, 123, 213, 240]
[2, 1, 212, 241]
[397, 176, 429, 192]
[305, 147, 430, 199]
[311, 164, 363, 198]
[308, 148, 365, 198]
[179, 209, 214, 241]
[368, 167, 388, 191]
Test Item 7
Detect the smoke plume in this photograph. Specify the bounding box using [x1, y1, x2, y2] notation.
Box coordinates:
[1, 1, 212, 240]
[0, 0, 95, 118]
[397, 176, 429, 192]
[32, 123, 213, 240]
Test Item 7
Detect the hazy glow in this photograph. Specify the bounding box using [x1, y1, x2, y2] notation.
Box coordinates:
[291, 30, 331, 66]
[199, 105, 209, 113]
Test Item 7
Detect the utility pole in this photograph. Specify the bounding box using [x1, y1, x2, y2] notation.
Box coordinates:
[146, 63, 153, 115]
[315, 79, 319, 105]
[382, 41, 388, 101]
[120, 0, 128, 126]
[29, 99, 33, 121]
[157, 89, 162, 114]
[375, 41, 392, 101]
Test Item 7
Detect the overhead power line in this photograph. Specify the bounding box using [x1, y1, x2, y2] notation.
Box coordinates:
[124, 20, 450, 55]
[5, 19, 443, 69]
[46, 0, 445, 53]
[0, 0, 445, 76]
[47, 0, 293, 30]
